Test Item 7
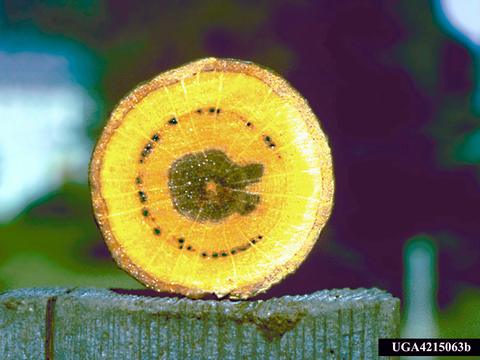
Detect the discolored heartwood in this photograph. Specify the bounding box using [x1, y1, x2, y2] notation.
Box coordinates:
[89, 58, 334, 299]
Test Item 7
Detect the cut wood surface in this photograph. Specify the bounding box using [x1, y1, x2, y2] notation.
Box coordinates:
[0, 287, 399, 360]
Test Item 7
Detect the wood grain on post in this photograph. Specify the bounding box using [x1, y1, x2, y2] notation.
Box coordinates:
[0, 287, 68, 359]
[1, 287, 399, 359]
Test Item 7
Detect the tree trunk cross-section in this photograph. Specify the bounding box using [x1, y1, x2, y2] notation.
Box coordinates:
[0, 287, 399, 359]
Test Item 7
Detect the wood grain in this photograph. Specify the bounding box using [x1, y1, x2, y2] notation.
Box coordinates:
[1, 287, 399, 359]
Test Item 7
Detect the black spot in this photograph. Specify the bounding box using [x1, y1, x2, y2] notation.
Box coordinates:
[152, 134, 159, 142]
[239, 247, 246, 251]
[139, 159, 143, 163]
[216, 109, 221, 113]
[330, 349, 334, 354]
[246, 122, 252, 127]
[197, 109, 202, 114]
[187, 246, 192, 251]
[265, 136, 271, 142]
[258, 236, 263, 239]
[154, 228, 161, 235]
[202, 253, 207, 257]
[209, 108, 215, 113]
[138, 191, 147, 202]
[179, 245, 183, 249]
[136, 177, 141, 184]
[178, 238, 184, 243]
[231, 250, 236, 254]
[269, 143, 275, 148]
[213, 253, 218, 258]
[141, 143, 153, 157]
[252, 240, 256, 244]
[169, 118, 178, 125]
[142, 208, 148, 217]
[221, 252, 227, 257]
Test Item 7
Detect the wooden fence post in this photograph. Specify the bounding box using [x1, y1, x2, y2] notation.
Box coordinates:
[1, 287, 399, 359]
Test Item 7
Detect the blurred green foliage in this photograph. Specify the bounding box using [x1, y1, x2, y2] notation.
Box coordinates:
[396, 0, 480, 172]
[440, 287, 480, 338]
[0, 183, 143, 290]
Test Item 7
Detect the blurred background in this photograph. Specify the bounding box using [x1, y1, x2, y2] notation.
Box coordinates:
[0, 0, 479, 340]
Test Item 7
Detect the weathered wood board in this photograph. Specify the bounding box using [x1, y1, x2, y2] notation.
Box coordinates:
[0, 287, 399, 359]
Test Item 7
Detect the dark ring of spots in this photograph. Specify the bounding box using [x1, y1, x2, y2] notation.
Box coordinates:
[141, 143, 153, 157]
[264, 135, 276, 149]
[168, 149, 264, 223]
[168, 118, 178, 125]
[173, 238, 196, 252]
[199, 235, 263, 259]
[138, 191, 147, 203]
[139, 136, 161, 163]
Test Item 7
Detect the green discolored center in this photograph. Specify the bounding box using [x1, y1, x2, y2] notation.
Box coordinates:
[168, 149, 264, 222]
